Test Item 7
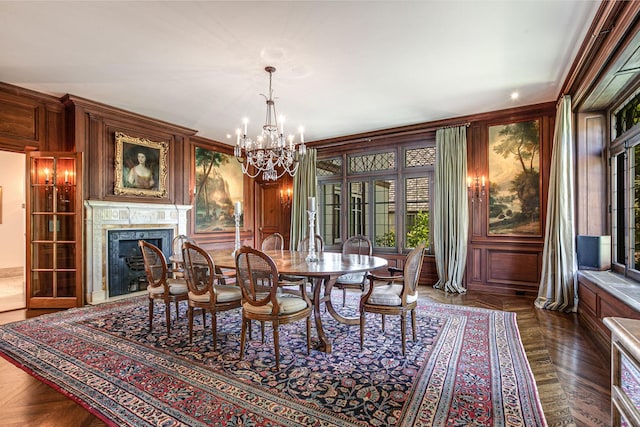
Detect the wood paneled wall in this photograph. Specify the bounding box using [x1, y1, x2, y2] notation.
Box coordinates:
[0, 83, 65, 152]
[465, 103, 555, 296]
[62, 94, 196, 205]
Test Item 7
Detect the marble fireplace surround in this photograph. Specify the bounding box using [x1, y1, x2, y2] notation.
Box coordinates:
[84, 200, 192, 304]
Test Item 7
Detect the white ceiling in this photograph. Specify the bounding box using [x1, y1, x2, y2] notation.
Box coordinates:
[0, 1, 601, 144]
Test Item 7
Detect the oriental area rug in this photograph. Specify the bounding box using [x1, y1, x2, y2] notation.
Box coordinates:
[0, 293, 546, 426]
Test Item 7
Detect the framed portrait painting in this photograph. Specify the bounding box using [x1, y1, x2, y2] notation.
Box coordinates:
[114, 132, 168, 198]
[488, 119, 541, 236]
[194, 146, 244, 233]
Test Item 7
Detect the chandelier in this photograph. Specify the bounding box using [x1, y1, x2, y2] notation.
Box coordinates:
[234, 66, 306, 181]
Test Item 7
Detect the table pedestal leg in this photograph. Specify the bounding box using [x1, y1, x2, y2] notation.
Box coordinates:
[313, 275, 332, 353]
[324, 280, 360, 326]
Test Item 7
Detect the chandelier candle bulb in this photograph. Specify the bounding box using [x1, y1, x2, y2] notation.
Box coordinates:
[482, 176, 486, 187]
[308, 197, 316, 212]
[234, 201, 242, 215]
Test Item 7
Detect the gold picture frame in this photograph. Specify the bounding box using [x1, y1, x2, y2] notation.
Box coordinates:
[114, 132, 168, 198]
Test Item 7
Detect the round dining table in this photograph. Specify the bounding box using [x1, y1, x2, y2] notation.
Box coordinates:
[208, 249, 388, 353]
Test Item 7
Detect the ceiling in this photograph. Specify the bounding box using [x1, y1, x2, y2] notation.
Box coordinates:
[0, 1, 601, 144]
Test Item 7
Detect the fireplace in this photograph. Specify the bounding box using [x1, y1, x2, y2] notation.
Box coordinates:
[107, 228, 173, 297]
[84, 200, 192, 304]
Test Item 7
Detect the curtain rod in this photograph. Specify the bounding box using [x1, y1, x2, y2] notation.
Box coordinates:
[437, 122, 471, 130]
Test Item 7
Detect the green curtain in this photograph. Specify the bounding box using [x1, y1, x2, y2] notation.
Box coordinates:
[433, 126, 468, 293]
[535, 96, 577, 312]
[290, 148, 317, 250]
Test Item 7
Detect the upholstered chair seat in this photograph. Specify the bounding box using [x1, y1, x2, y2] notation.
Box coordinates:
[147, 278, 188, 296]
[366, 284, 419, 306]
[242, 295, 308, 315]
[187, 285, 241, 303]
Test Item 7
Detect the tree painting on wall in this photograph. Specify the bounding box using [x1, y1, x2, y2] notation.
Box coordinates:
[488, 120, 541, 235]
[194, 147, 244, 233]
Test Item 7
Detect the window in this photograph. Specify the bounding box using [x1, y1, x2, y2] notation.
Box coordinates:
[348, 181, 368, 237]
[317, 142, 434, 253]
[405, 177, 430, 249]
[320, 182, 341, 245]
[610, 93, 640, 279]
[373, 179, 395, 248]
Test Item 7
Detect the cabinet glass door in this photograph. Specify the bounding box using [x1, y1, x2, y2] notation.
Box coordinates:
[27, 153, 82, 308]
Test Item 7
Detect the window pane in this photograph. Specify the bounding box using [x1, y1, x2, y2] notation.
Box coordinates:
[320, 182, 341, 245]
[373, 179, 395, 248]
[405, 177, 430, 248]
[614, 153, 626, 265]
[349, 182, 368, 236]
[634, 145, 640, 270]
[349, 152, 395, 173]
[405, 147, 436, 168]
[317, 158, 342, 176]
[614, 89, 640, 138]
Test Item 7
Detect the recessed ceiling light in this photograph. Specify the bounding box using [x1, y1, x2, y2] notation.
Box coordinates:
[226, 133, 232, 139]
[510, 92, 519, 100]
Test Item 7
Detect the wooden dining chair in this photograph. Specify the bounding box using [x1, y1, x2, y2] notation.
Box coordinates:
[297, 234, 324, 253]
[170, 234, 195, 278]
[261, 232, 284, 251]
[235, 247, 311, 370]
[334, 235, 372, 306]
[139, 240, 189, 336]
[360, 243, 425, 355]
[182, 242, 242, 349]
[280, 234, 325, 291]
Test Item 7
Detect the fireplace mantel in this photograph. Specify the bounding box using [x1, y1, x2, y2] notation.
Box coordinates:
[84, 200, 192, 304]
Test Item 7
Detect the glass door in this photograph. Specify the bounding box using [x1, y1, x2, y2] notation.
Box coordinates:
[26, 152, 82, 308]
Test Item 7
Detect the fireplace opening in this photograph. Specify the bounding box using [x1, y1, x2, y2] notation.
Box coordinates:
[107, 229, 173, 297]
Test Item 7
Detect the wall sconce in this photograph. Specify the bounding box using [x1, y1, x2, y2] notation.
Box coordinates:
[467, 175, 486, 203]
[280, 186, 292, 209]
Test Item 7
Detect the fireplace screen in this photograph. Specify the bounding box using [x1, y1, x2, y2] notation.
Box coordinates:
[107, 229, 173, 297]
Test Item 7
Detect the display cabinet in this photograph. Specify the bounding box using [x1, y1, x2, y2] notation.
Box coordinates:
[604, 317, 640, 426]
[26, 152, 83, 308]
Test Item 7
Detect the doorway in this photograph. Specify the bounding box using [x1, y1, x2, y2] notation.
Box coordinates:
[0, 151, 26, 311]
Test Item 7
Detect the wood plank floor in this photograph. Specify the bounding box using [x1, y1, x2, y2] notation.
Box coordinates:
[0, 287, 611, 426]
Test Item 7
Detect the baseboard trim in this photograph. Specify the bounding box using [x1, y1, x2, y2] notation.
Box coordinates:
[0, 267, 23, 278]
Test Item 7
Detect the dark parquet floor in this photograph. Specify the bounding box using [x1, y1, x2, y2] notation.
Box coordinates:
[0, 287, 610, 426]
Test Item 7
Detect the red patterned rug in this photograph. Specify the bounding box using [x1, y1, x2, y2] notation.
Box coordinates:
[0, 293, 546, 426]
